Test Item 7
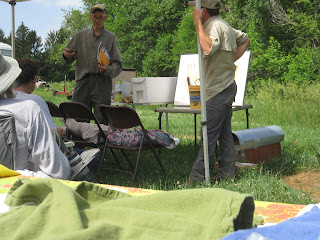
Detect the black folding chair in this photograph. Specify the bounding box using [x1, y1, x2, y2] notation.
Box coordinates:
[46, 101, 63, 118]
[99, 104, 166, 185]
[59, 102, 107, 150]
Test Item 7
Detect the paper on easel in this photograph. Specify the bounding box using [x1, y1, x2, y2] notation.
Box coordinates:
[97, 42, 111, 65]
[174, 51, 251, 107]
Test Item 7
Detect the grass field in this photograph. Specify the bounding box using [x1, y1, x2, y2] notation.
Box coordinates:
[35, 80, 320, 205]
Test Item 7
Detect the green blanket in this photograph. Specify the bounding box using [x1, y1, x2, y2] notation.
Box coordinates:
[1, 178, 256, 240]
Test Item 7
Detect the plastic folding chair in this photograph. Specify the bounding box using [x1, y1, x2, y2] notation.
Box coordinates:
[59, 102, 107, 150]
[99, 104, 166, 185]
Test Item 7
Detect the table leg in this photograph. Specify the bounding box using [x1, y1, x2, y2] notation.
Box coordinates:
[166, 113, 169, 133]
[157, 112, 164, 155]
[246, 109, 250, 129]
[194, 113, 197, 146]
[158, 112, 162, 130]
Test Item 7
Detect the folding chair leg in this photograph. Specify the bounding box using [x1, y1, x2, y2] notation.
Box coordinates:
[100, 167, 135, 186]
[99, 144, 108, 173]
[149, 145, 166, 172]
[119, 149, 135, 170]
[132, 143, 144, 185]
[109, 148, 124, 170]
[99, 143, 124, 174]
[143, 134, 166, 172]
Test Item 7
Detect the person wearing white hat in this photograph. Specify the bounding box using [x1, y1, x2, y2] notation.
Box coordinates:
[0, 55, 101, 181]
[0, 54, 101, 181]
[188, 0, 251, 182]
[0, 53, 72, 179]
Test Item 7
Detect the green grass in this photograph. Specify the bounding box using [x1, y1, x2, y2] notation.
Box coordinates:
[35, 80, 320, 205]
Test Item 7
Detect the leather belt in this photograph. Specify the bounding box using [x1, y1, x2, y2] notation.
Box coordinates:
[86, 73, 102, 78]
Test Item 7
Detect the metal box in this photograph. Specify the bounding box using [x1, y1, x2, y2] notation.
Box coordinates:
[132, 77, 177, 104]
[233, 125, 284, 164]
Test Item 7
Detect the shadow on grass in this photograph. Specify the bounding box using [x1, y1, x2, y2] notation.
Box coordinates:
[98, 141, 202, 189]
[96, 140, 316, 204]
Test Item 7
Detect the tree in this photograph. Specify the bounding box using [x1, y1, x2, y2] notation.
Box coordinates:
[0, 29, 10, 45]
[0, 29, 7, 43]
[74, 0, 189, 75]
[39, 28, 74, 82]
[61, 9, 91, 40]
[15, 22, 42, 59]
[171, 7, 198, 71]
[142, 33, 176, 77]
[219, 0, 319, 83]
[58, 0, 318, 83]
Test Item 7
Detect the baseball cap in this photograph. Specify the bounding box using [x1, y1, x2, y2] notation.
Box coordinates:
[90, 4, 106, 14]
[188, 0, 221, 9]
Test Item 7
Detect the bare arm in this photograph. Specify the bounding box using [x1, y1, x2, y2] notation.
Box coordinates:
[235, 38, 251, 61]
[193, 7, 212, 55]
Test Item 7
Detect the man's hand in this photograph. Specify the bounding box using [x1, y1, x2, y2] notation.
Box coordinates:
[98, 61, 109, 73]
[63, 48, 76, 59]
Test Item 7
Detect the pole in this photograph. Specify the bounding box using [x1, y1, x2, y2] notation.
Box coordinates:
[1, 0, 31, 58]
[10, 1, 16, 58]
[195, 0, 210, 184]
[64, 75, 66, 93]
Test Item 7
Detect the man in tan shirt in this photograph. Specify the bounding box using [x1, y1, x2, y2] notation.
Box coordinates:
[61, 4, 122, 124]
[188, 0, 250, 182]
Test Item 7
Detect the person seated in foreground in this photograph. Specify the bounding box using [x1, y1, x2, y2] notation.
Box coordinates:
[14, 58, 56, 131]
[0, 53, 98, 181]
[11, 58, 101, 176]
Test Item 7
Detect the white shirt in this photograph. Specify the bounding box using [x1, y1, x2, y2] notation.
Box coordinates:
[0, 98, 70, 179]
[14, 90, 57, 131]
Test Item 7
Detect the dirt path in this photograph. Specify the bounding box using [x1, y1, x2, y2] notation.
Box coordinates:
[283, 171, 320, 202]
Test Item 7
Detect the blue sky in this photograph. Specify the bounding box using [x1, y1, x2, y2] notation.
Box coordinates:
[0, 0, 84, 43]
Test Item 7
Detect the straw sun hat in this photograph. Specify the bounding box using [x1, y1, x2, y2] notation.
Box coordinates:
[0, 53, 21, 95]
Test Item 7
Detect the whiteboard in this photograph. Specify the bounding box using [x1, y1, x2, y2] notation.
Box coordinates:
[173, 51, 251, 107]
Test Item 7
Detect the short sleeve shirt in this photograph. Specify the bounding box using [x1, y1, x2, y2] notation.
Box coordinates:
[203, 16, 248, 101]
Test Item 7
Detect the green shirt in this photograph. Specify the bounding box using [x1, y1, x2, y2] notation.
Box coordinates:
[61, 27, 122, 82]
[203, 16, 248, 101]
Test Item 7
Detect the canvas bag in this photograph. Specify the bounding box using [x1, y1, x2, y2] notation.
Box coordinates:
[0, 115, 16, 169]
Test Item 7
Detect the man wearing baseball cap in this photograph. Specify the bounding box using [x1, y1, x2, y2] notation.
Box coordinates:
[188, 0, 251, 183]
[61, 4, 122, 124]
